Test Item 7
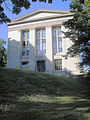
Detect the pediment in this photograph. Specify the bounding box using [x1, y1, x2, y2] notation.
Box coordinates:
[12, 9, 71, 23]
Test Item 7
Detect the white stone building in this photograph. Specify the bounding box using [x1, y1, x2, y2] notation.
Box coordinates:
[7, 9, 80, 75]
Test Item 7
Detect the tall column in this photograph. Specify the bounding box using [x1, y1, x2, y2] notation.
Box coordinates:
[46, 26, 54, 74]
[29, 28, 36, 71]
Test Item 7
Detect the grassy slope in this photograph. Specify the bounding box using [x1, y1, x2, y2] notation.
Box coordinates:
[0, 68, 90, 120]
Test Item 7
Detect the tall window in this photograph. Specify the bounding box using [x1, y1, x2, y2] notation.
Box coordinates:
[36, 28, 46, 56]
[55, 59, 62, 70]
[52, 26, 62, 54]
[22, 30, 29, 56]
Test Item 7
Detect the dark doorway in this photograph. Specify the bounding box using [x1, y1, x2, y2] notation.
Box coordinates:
[37, 60, 45, 72]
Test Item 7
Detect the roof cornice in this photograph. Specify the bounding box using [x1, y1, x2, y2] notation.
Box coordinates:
[12, 9, 70, 22]
[7, 14, 73, 26]
[7, 9, 73, 26]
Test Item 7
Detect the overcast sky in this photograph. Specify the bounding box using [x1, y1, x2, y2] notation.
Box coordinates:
[0, 0, 71, 47]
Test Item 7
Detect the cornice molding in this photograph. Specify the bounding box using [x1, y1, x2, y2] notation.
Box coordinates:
[7, 13, 73, 26]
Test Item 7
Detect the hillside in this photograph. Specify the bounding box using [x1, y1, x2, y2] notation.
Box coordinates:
[0, 68, 90, 120]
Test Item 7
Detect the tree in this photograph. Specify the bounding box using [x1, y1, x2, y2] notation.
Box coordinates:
[63, 0, 90, 69]
[84, 0, 90, 25]
[0, 39, 6, 67]
[0, 0, 30, 23]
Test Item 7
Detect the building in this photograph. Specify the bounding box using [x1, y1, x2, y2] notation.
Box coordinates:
[7, 9, 80, 75]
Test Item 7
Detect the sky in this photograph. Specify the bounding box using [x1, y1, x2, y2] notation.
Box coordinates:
[0, 0, 71, 47]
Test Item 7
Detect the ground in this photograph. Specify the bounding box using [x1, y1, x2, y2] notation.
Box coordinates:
[0, 68, 90, 120]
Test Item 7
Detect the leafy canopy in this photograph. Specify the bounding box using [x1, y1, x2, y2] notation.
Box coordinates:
[0, 0, 30, 23]
[63, 0, 90, 68]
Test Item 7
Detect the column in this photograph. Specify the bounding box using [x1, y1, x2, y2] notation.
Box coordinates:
[29, 28, 36, 71]
[46, 26, 54, 74]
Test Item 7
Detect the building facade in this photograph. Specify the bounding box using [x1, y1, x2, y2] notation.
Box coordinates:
[7, 9, 80, 75]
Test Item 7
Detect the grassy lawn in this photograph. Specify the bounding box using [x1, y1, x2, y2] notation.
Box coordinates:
[0, 68, 90, 120]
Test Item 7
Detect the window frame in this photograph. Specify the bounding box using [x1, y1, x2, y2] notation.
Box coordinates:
[52, 26, 62, 54]
[22, 30, 29, 57]
[36, 28, 46, 56]
[54, 59, 62, 71]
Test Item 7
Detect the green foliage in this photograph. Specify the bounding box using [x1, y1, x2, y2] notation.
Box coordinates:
[85, 0, 90, 14]
[0, 39, 7, 67]
[63, 0, 90, 68]
[84, 0, 90, 25]
[0, 0, 30, 24]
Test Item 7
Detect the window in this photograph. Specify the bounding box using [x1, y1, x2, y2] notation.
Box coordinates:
[52, 26, 62, 54]
[27, 50, 29, 55]
[23, 31, 29, 41]
[27, 41, 29, 47]
[22, 41, 25, 47]
[58, 37, 62, 52]
[22, 50, 25, 56]
[55, 59, 62, 70]
[36, 28, 46, 56]
[22, 30, 29, 56]
[42, 29, 46, 38]
[42, 39, 46, 54]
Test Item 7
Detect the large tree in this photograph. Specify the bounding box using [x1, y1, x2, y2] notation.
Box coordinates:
[63, 0, 90, 69]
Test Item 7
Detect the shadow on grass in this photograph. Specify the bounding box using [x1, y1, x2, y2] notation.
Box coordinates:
[0, 68, 90, 120]
[0, 94, 90, 120]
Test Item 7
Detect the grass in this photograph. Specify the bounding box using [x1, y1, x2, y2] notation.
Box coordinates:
[0, 68, 90, 120]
